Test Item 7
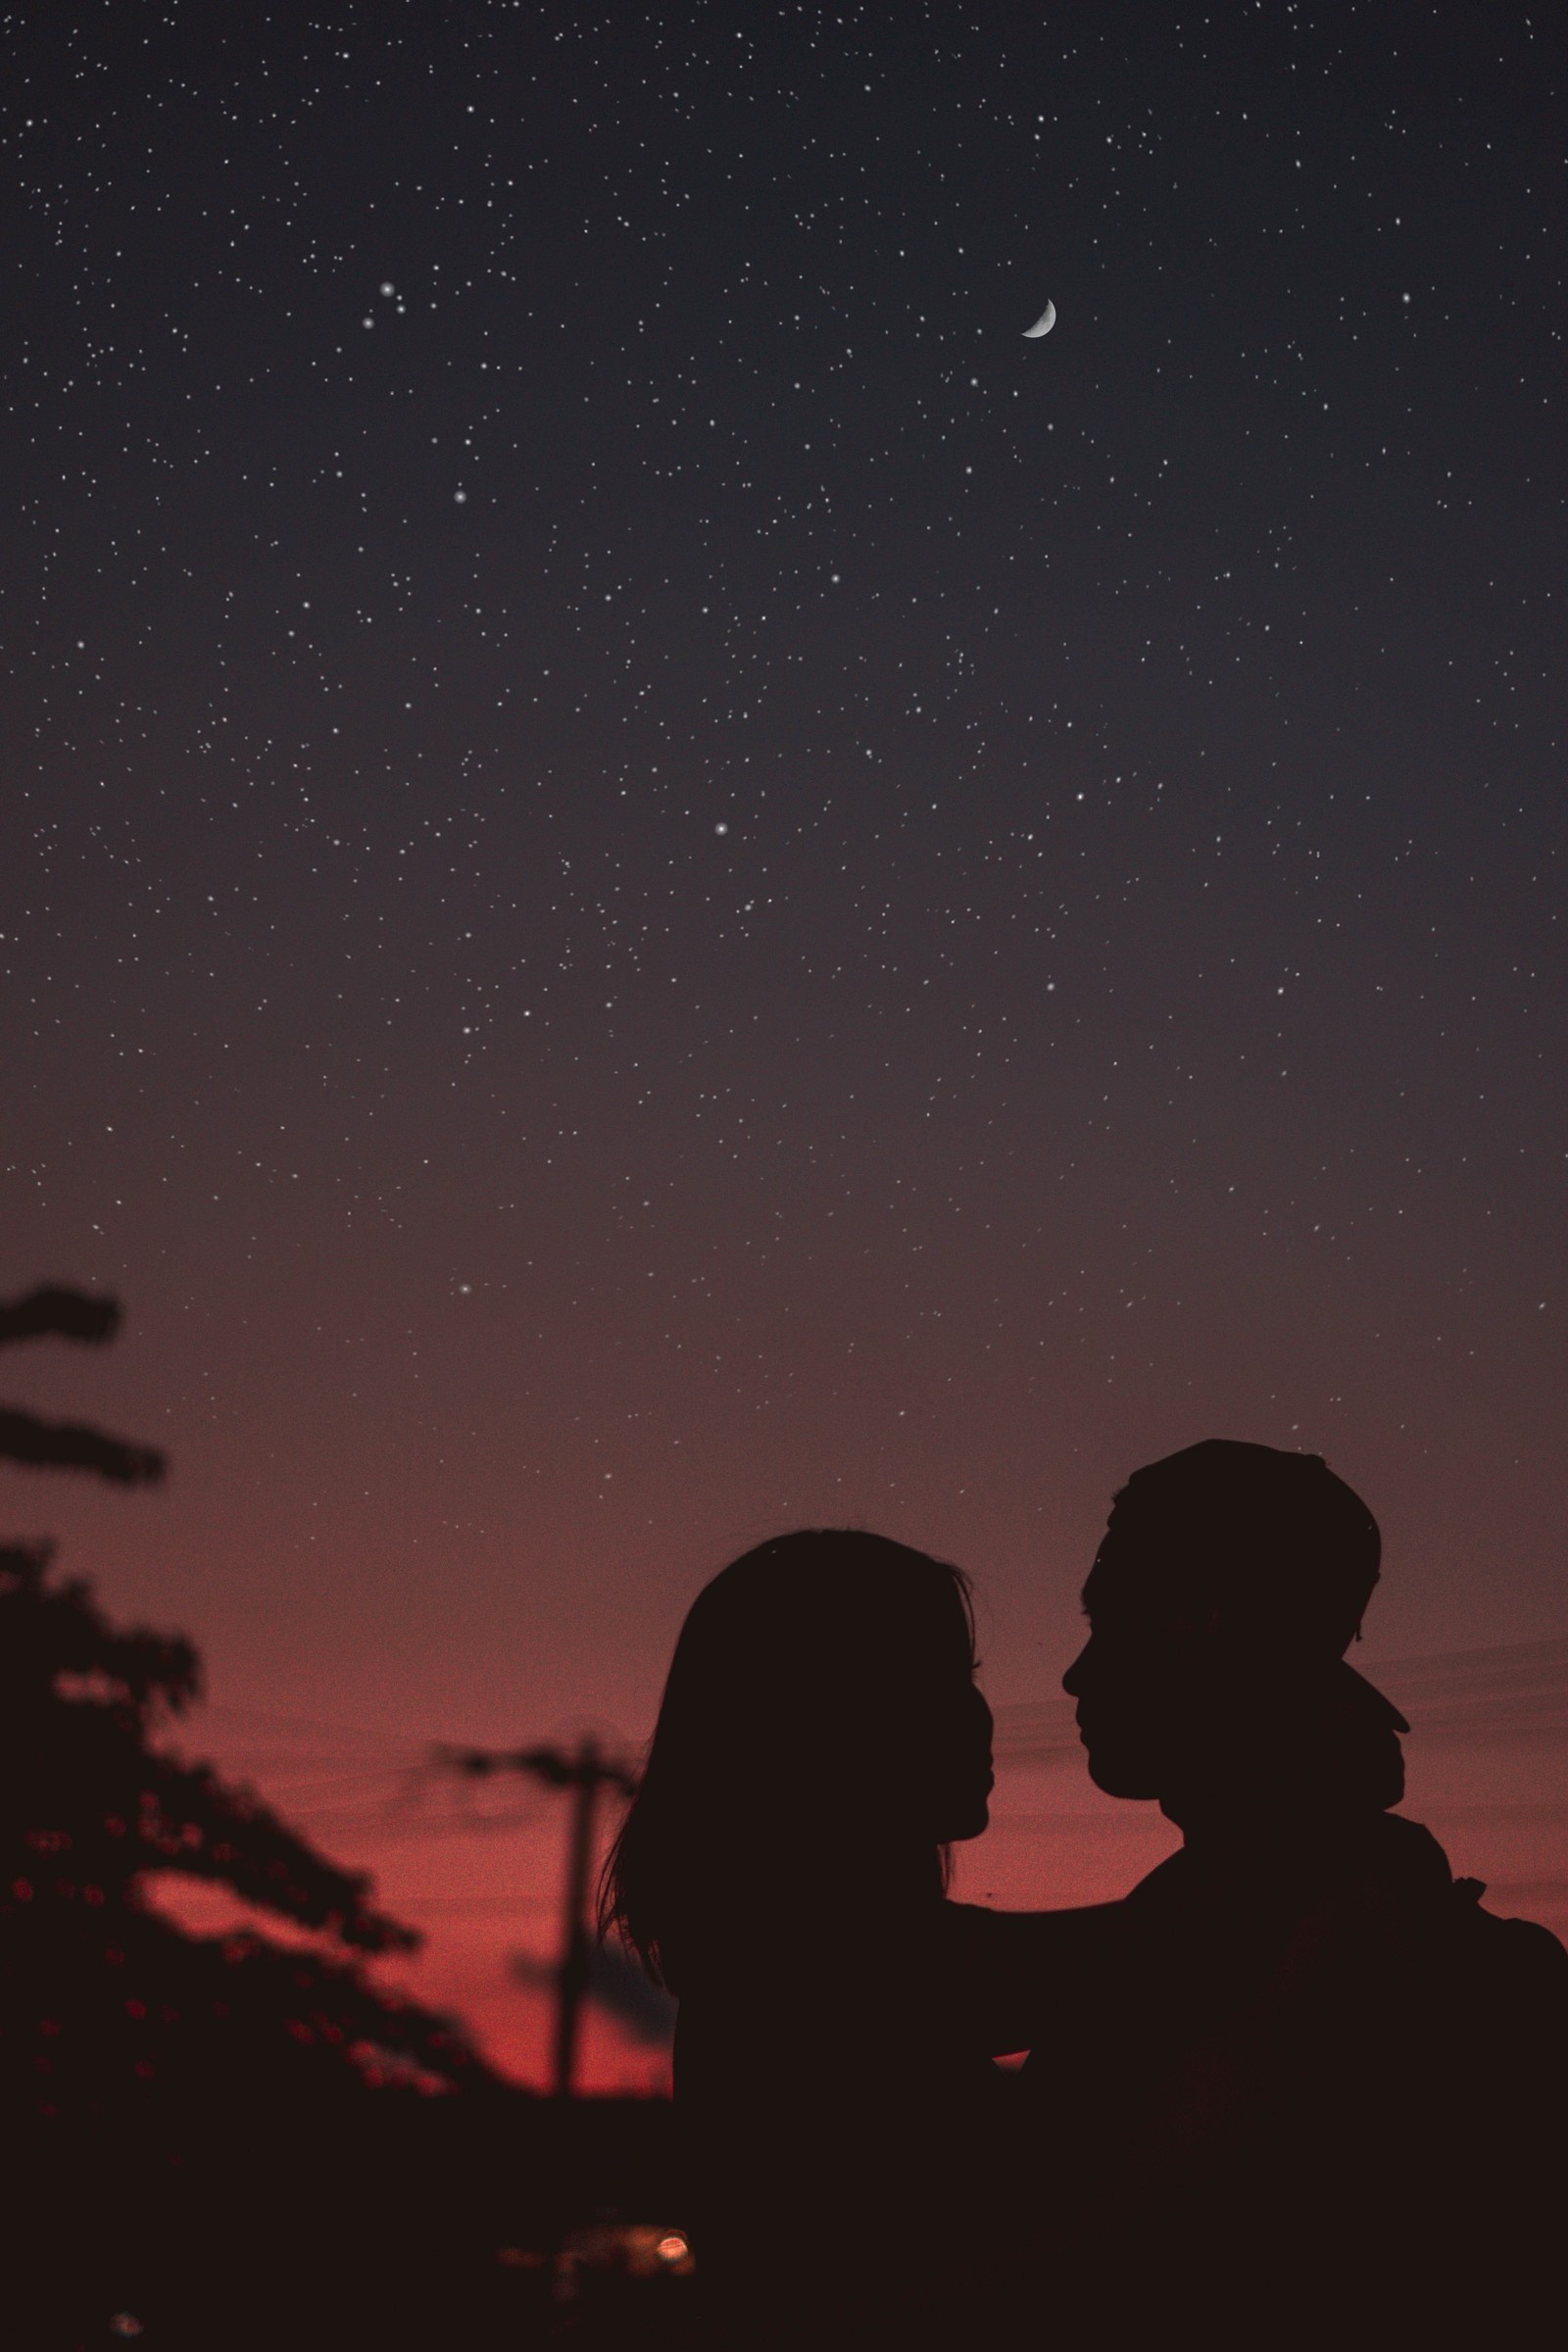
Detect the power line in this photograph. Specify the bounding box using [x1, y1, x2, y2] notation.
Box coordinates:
[392, 1894, 558, 1918]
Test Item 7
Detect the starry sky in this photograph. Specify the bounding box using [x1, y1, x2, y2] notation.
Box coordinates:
[4, 3, 1565, 2086]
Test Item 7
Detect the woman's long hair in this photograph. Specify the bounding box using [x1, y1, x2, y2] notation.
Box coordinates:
[600, 1529, 977, 1991]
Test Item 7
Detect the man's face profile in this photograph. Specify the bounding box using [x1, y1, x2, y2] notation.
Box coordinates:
[1061, 1513, 1223, 1800]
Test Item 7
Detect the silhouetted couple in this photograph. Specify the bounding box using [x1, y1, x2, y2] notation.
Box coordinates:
[602, 1442, 1567, 2348]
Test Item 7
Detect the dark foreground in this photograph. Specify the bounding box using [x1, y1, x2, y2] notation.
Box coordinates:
[21, 2091, 697, 2351]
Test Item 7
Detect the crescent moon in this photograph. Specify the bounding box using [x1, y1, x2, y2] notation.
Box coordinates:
[1023, 301, 1056, 339]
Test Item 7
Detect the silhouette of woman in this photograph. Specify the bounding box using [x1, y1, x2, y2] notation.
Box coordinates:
[601, 1528, 1111, 2346]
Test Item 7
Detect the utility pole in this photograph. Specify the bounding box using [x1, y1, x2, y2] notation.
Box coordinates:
[434, 1736, 638, 2097]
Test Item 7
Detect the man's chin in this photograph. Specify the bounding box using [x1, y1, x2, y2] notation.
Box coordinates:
[1084, 1749, 1161, 1801]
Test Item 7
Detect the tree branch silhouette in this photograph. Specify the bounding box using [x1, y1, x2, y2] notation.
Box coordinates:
[0, 1286, 166, 1484]
[0, 1285, 122, 1348]
[0, 1407, 166, 1486]
[2, 1281, 497, 2184]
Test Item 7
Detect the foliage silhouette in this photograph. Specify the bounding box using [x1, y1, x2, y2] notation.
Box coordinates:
[0, 1282, 166, 1484]
[0, 1535, 495, 2124]
[1, 1286, 518, 2350]
[0, 1282, 123, 1347]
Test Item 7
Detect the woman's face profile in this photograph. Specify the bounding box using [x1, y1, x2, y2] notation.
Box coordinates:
[837, 1602, 992, 1847]
[924, 1646, 995, 1844]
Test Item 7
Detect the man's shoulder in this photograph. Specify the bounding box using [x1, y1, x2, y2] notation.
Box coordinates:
[1358, 1819, 1568, 2004]
[1454, 1883, 1568, 1985]
[1123, 1847, 1191, 1909]
[1377, 1817, 1568, 1985]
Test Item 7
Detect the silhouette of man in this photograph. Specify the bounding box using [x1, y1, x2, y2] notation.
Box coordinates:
[1020, 1440, 1567, 2350]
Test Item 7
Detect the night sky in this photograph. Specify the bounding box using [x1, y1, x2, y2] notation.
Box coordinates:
[4, 3, 1565, 2085]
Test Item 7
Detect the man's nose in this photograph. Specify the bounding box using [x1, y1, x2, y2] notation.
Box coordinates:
[1061, 1639, 1093, 1697]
